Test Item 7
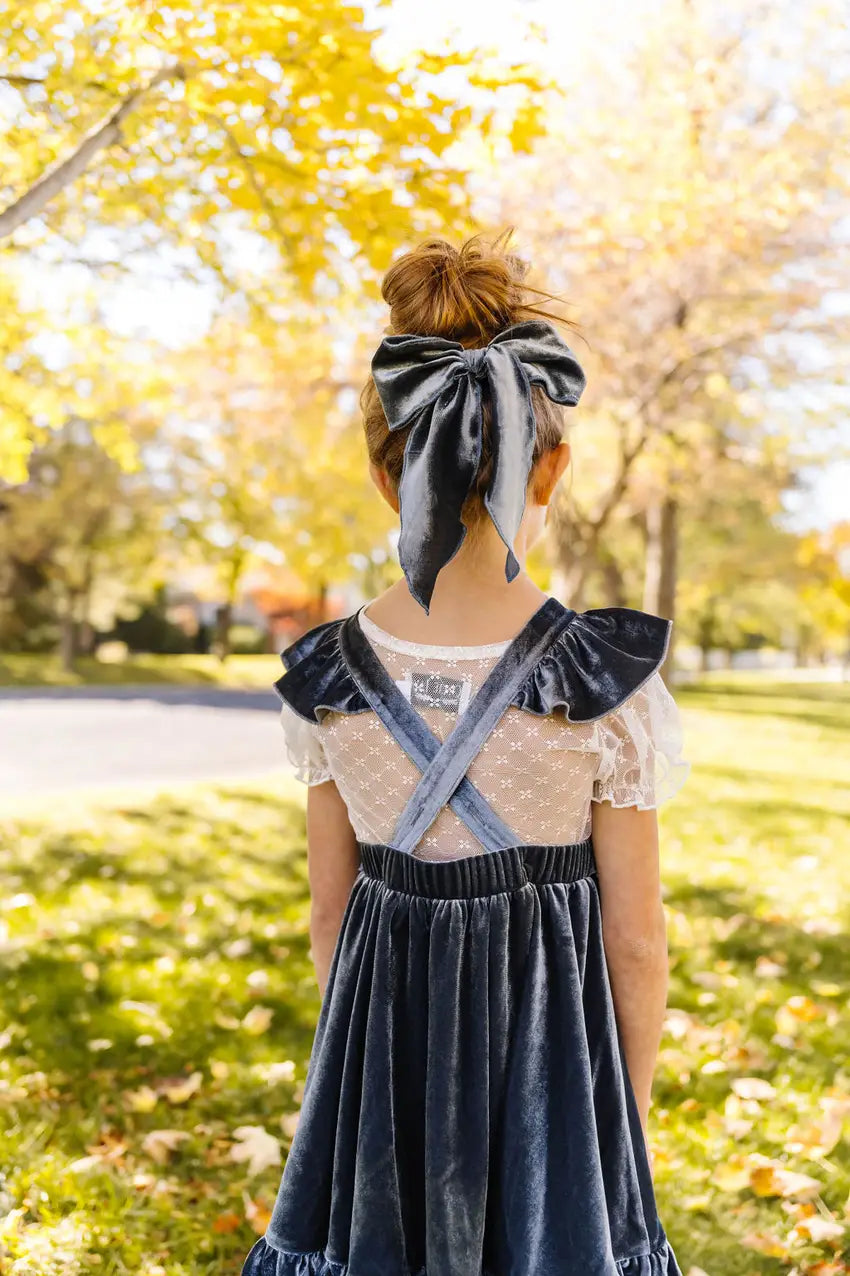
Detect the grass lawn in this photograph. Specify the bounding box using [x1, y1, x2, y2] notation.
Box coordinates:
[0, 653, 282, 690]
[0, 680, 848, 1275]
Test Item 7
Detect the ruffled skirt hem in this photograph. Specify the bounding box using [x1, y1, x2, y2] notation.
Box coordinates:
[240, 1234, 683, 1276]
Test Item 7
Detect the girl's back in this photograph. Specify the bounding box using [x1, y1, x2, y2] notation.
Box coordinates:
[279, 601, 687, 861]
[240, 235, 689, 1276]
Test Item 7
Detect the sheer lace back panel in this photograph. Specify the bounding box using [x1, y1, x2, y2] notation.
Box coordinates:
[279, 608, 689, 862]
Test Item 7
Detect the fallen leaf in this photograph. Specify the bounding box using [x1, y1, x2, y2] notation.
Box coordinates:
[741, 1231, 789, 1258]
[712, 1157, 752, 1192]
[281, 1111, 300, 1140]
[118, 1000, 160, 1018]
[124, 1085, 158, 1113]
[755, 956, 786, 977]
[789, 1215, 844, 1243]
[244, 1192, 273, 1234]
[242, 1006, 273, 1035]
[229, 1126, 281, 1177]
[212, 1212, 242, 1234]
[142, 1129, 190, 1164]
[732, 1077, 776, 1101]
[159, 1071, 203, 1105]
[750, 1164, 822, 1199]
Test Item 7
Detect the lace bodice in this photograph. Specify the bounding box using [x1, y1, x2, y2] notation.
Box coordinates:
[277, 605, 689, 861]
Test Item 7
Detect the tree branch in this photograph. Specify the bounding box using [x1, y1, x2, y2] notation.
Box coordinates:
[0, 73, 47, 86]
[0, 63, 185, 241]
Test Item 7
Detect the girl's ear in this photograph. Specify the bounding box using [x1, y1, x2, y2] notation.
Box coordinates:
[531, 441, 571, 505]
[369, 460, 401, 513]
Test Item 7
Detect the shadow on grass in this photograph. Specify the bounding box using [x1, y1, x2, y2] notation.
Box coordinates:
[680, 680, 850, 735]
[1, 768, 847, 1275]
[678, 763, 850, 821]
[0, 790, 322, 1143]
[666, 879, 849, 990]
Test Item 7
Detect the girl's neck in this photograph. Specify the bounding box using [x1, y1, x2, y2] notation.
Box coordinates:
[365, 526, 551, 648]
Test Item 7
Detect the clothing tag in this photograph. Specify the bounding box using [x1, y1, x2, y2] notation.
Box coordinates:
[395, 671, 473, 714]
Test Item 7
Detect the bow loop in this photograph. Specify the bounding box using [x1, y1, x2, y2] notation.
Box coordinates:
[371, 319, 587, 613]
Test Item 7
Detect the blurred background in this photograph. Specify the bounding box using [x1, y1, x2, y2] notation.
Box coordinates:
[0, 2, 848, 1274]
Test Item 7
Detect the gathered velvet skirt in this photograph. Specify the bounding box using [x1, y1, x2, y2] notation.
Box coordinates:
[240, 840, 681, 1276]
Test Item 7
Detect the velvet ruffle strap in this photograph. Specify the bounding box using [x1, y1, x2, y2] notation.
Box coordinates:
[273, 604, 672, 726]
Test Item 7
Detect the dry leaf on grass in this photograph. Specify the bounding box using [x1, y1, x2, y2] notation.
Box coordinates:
[229, 1125, 282, 1177]
[788, 1215, 845, 1243]
[159, 1071, 203, 1105]
[142, 1129, 191, 1164]
[244, 1193, 273, 1234]
[212, 1212, 243, 1234]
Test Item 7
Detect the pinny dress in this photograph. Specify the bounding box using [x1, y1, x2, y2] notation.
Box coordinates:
[241, 596, 690, 1276]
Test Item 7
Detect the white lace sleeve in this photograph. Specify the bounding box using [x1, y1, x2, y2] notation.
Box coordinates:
[279, 700, 333, 786]
[591, 670, 689, 809]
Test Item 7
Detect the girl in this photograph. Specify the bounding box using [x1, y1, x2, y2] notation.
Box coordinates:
[241, 235, 689, 1276]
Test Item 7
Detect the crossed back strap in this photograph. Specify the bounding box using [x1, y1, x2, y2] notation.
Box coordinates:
[338, 598, 575, 856]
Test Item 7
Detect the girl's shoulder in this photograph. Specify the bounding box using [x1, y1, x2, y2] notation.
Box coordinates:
[273, 604, 672, 726]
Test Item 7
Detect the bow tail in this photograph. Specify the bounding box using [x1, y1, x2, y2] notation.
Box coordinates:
[395, 376, 483, 614]
[482, 348, 538, 583]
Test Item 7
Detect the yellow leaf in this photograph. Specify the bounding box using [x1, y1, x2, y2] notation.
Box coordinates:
[244, 1193, 273, 1234]
[741, 1231, 789, 1258]
[159, 1071, 203, 1104]
[750, 1164, 822, 1199]
[712, 1156, 751, 1191]
[789, 1215, 844, 1243]
[124, 1085, 159, 1113]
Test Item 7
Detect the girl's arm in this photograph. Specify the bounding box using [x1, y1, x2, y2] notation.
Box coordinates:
[306, 779, 360, 997]
[591, 802, 669, 1139]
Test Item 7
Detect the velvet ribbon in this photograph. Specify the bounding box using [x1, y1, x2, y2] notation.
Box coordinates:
[371, 320, 587, 613]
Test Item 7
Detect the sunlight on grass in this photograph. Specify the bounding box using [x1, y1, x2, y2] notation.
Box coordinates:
[0, 682, 847, 1274]
[0, 653, 282, 689]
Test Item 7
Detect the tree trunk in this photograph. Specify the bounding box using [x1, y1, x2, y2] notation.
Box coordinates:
[79, 620, 96, 656]
[600, 554, 627, 607]
[643, 496, 678, 683]
[697, 610, 715, 674]
[213, 603, 232, 662]
[60, 615, 78, 673]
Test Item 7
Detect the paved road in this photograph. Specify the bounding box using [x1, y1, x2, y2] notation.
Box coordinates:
[0, 686, 288, 796]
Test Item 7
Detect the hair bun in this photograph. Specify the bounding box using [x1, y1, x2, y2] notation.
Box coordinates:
[381, 234, 529, 344]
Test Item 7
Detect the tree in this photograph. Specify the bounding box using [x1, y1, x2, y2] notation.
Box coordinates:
[490, 0, 850, 656]
[0, 0, 548, 476]
[0, 420, 161, 667]
[162, 308, 392, 655]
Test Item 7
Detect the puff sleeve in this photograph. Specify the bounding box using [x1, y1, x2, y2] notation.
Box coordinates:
[279, 699, 333, 785]
[591, 670, 689, 809]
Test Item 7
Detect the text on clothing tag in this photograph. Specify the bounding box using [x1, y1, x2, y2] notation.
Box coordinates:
[394, 671, 471, 713]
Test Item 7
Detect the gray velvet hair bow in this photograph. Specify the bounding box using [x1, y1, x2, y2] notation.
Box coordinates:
[371, 319, 587, 613]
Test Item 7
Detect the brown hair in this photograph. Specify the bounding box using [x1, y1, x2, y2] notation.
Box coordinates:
[361, 231, 583, 528]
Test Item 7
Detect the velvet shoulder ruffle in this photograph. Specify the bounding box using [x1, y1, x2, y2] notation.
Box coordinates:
[511, 606, 672, 721]
[273, 617, 369, 723]
[273, 606, 672, 725]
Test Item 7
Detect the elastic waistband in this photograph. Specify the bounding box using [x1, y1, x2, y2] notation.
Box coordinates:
[357, 840, 596, 899]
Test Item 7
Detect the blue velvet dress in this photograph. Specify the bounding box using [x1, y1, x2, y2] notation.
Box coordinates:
[241, 597, 683, 1276]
